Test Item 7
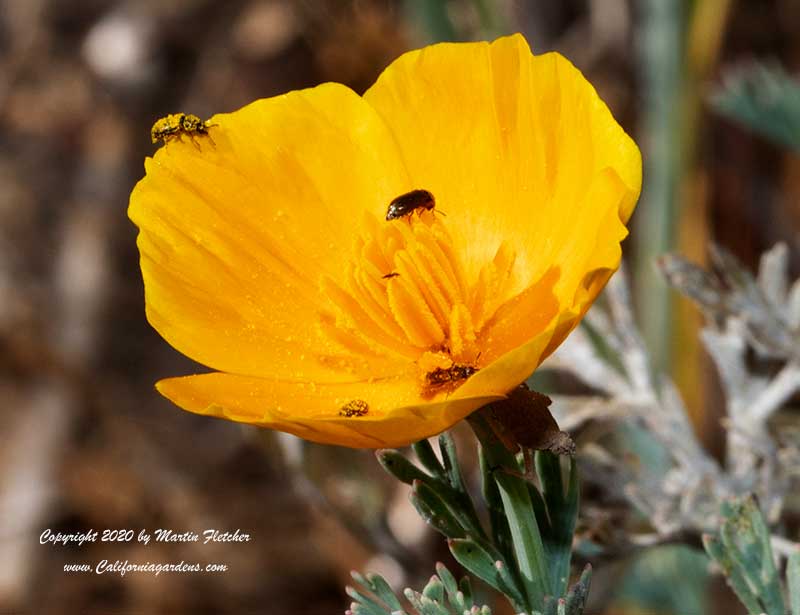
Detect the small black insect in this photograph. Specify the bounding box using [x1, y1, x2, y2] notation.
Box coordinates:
[425, 364, 478, 387]
[385, 189, 435, 221]
[382, 272, 400, 279]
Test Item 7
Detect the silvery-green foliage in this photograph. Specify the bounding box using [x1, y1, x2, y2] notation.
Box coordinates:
[712, 62, 800, 153]
[541, 246, 800, 547]
[703, 495, 800, 615]
[347, 561, 593, 615]
[346, 563, 492, 615]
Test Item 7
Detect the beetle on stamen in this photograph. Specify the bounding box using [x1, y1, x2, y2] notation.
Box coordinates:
[385, 189, 435, 221]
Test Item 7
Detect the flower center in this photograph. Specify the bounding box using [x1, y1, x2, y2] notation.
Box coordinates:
[319, 204, 518, 391]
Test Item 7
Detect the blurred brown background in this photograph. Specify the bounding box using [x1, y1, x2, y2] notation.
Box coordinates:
[1, 0, 799, 613]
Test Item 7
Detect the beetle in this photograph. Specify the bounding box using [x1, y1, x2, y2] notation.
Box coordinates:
[151, 113, 214, 146]
[338, 399, 369, 417]
[385, 189, 435, 221]
[425, 363, 478, 387]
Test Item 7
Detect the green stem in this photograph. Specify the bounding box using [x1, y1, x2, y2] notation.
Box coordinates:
[634, 0, 686, 373]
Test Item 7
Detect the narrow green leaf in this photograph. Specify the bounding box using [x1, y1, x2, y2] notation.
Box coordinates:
[480, 446, 515, 561]
[458, 575, 473, 606]
[788, 550, 800, 615]
[422, 576, 444, 604]
[479, 445, 504, 508]
[527, 480, 550, 535]
[435, 433, 490, 542]
[351, 570, 371, 589]
[438, 432, 466, 492]
[536, 452, 564, 503]
[346, 585, 392, 615]
[703, 533, 763, 614]
[448, 538, 527, 610]
[404, 590, 451, 615]
[434, 562, 459, 601]
[410, 481, 466, 539]
[450, 590, 467, 612]
[376, 449, 430, 485]
[495, 471, 552, 610]
[412, 478, 490, 543]
[404, 589, 426, 613]
[413, 439, 446, 479]
[537, 454, 580, 597]
[366, 573, 404, 611]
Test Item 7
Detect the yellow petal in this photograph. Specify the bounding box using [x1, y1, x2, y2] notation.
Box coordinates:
[364, 33, 642, 309]
[540, 167, 634, 358]
[129, 83, 412, 382]
[156, 372, 503, 448]
[156, 262, 563, 449]
[477, 267, 561, 364]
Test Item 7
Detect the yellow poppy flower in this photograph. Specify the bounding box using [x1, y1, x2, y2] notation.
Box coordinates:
[128, 34, 641, 448]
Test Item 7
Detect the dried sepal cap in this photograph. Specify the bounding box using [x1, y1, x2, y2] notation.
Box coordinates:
[482, 385, 575, 456]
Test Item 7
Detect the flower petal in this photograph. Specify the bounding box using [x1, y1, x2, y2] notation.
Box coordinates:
[155, 372, 504, 448]
[129, 83, 413, 382]
[540, 167, 634, 357]
[364, 33, 642, 308]
[154, 256, 563, 449]
[477, 266, 561, 364]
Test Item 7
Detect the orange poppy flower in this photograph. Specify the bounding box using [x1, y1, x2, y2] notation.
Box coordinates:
[128, 34, 641, 448]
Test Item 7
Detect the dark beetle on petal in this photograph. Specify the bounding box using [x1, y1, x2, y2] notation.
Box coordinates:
[385, 189, 435, 220]
[425, 364, 477, 386]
